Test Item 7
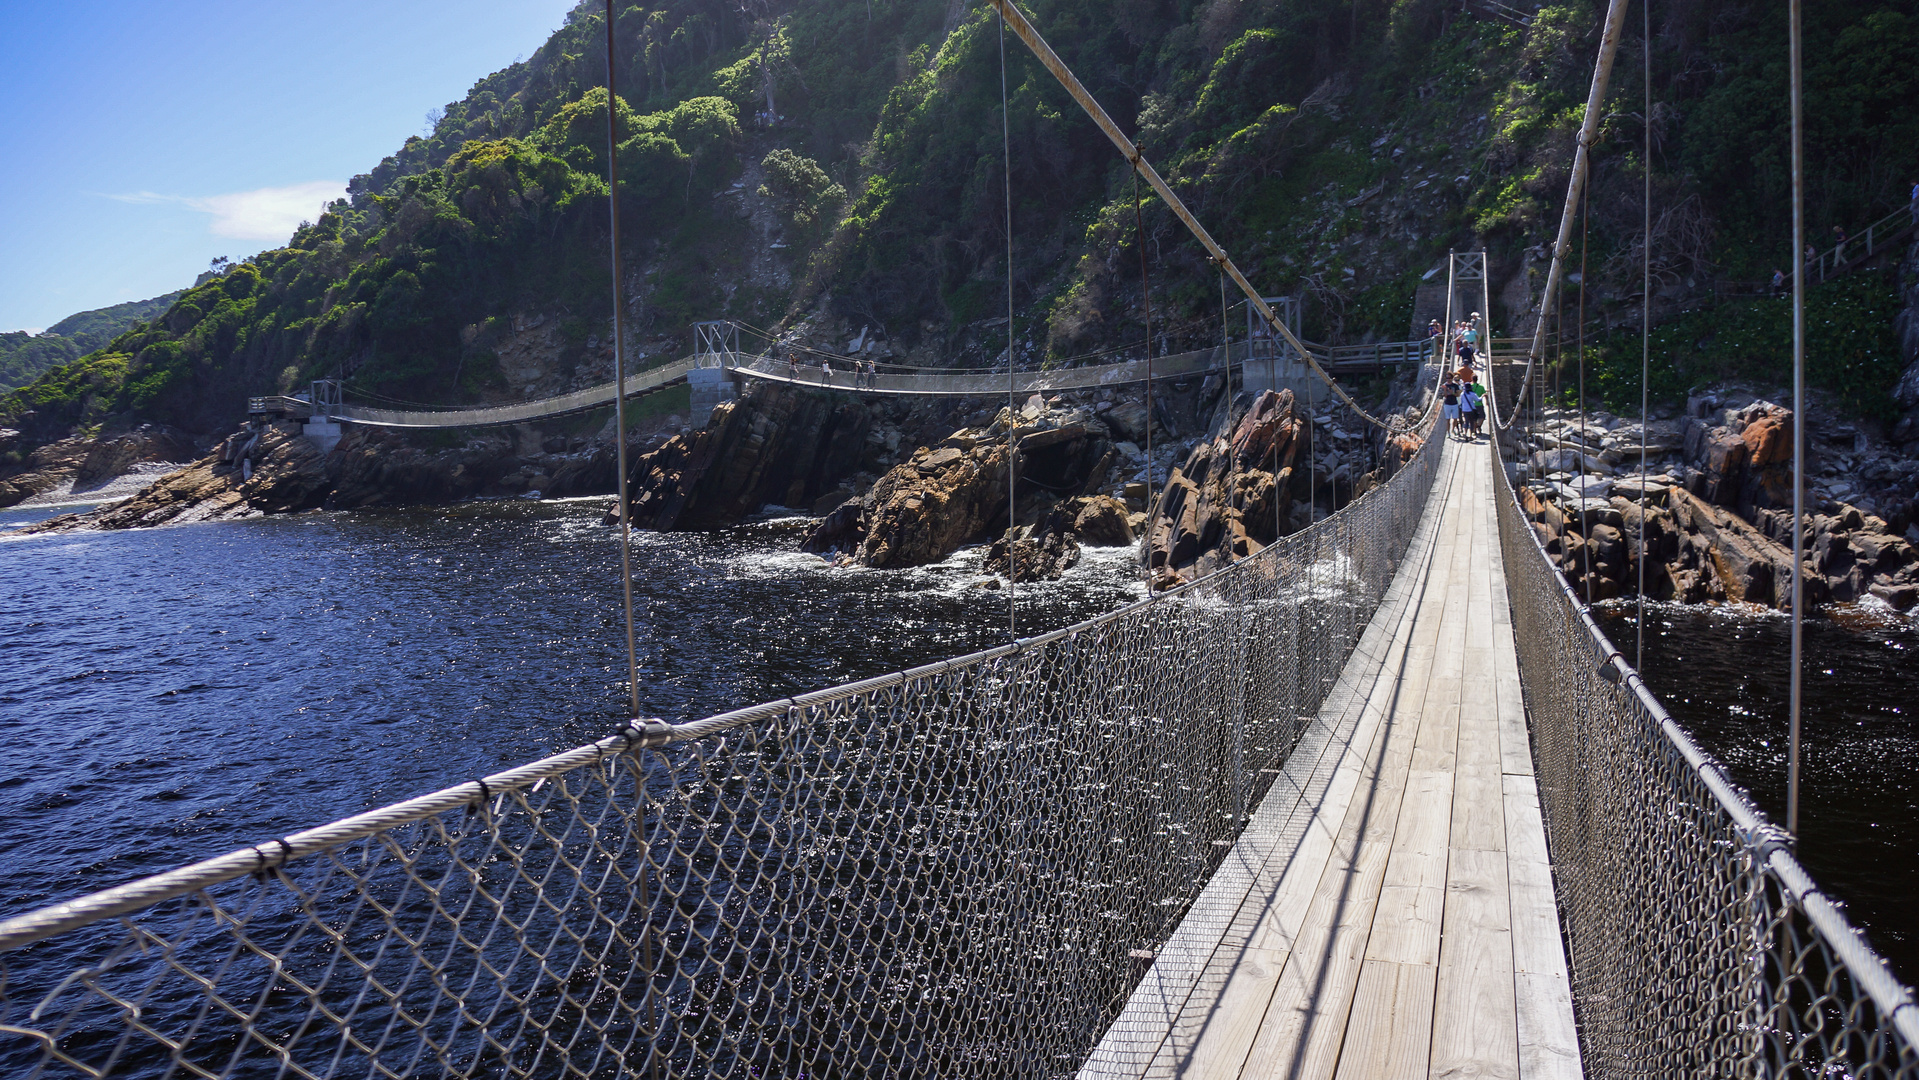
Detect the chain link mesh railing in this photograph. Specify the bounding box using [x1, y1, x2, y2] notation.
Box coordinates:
[1488, 420, 1919, 1077]
[0, 406, 1443, 1078]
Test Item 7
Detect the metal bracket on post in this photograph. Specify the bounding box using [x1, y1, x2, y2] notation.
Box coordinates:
[692, 320, 738, 369]
[689, 320, 739, 426]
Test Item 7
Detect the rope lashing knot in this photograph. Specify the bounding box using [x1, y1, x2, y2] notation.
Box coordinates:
[251, 839, 295, 880]
[468, 780, 490, 816]
[1742, 822, 1795, 866]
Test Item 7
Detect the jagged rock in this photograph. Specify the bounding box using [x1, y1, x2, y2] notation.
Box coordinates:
[617, 382, 873, 530]
[857, 441, 1014, 568]
[27, 423, 327, 532]
[1143, 389, 1307, 583]
[1072, 494, 1135, 546]
[985, 507, 1082, 583]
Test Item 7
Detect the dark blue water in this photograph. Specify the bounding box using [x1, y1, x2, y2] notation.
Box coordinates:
[1600, 602, 1919, 984]
[4, 497, 1914, 991]
[0, 498, 1143, 924]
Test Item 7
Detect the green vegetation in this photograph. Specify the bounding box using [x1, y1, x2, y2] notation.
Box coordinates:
[3, 0, 1912, 455]
[0, 291, 180, 392]
[1559, 273, 1907, 420]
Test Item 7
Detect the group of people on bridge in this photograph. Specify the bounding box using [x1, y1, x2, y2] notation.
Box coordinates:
[786, 352, 881, 388]
[1428, 315, 1487, 442]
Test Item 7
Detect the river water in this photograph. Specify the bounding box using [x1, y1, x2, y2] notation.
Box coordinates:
[3, 497, 1915, 994]
[0, 497, 1143, 928]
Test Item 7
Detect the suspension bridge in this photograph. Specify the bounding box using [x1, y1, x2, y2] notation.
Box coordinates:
[8, 0, 1918, 1075]
[250, 328, 1433, 430]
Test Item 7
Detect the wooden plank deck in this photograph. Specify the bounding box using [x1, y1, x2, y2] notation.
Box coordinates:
[1081, 436, 1582, 1080]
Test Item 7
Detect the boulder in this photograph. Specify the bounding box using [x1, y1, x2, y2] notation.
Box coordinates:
[985, 509, 1082, 583]
[1072, 494, 1135, 546]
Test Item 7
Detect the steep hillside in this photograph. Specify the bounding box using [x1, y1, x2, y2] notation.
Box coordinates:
[4, 0, 1915, 455]
[0, 291, 182, 392]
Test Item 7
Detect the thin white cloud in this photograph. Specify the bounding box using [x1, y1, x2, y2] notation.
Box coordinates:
[106, 180, 348, 241]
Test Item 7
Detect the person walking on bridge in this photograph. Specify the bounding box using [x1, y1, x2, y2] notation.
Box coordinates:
[1441, 377, 1463, 439]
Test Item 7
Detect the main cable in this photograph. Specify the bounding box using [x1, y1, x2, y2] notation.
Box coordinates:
[999, 5, 1016, 636]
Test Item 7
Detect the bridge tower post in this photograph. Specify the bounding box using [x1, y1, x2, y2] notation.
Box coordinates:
[688, 320, 739, 426]
[1243, 296, 1325, 404]
[303, 379, 343, 454]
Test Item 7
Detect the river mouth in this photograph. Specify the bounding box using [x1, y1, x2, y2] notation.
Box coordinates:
[1595, 599, 1919, 983]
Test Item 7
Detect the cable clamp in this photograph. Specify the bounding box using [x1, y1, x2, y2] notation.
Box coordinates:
[629, 719, 675, 749]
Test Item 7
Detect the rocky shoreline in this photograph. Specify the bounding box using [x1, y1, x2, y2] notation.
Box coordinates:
[1504, 393, 1919, 611]
[19, 354, 1919, 623]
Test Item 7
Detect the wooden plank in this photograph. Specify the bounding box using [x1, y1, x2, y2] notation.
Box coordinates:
[1514, 970, 1584, 1080]
[1431, 847, 1520, 1080]
[1332, 960, 1437, 1080]
[1127, 462, 1461, 1078]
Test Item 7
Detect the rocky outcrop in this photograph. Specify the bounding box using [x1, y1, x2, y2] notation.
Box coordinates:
[799, 393, 1131, 574]
[1512, 465, 1919, 611]
[618, 382, 878, 530]
[984, 503, 1082, 582]
[0, 423, 201, 509]
[1505, 388, 1919, 610]
[27, 421, 327, 531]
[1143, 389, 1305, 588]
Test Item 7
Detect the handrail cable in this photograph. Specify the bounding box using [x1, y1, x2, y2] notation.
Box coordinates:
[1505, 0, 1632, 429]
[1483, 319, 1919, 1072]
[985, 0, 1428, 435]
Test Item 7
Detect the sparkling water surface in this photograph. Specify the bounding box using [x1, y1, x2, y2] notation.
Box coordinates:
[0, 497, 1142, 923]
[1601, 601, 1919, 984]
[3, 497, 1915, 992]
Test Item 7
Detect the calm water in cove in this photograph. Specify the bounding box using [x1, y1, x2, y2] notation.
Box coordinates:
[2, 498, 1915, 988]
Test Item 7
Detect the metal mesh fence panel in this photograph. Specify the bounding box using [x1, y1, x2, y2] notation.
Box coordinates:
[1488, 429, 1919, 1078]
[0, 414, 1442, 1079]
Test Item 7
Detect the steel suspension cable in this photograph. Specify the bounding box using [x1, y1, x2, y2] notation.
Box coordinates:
[599, 5, 654, 1074]
[1135, 167, 1154, 503]
[1637, 0, 1652, 668]
[1578, 172, 1593, 607]
[985, 0, 1423, 435]
[1788, 0, 1806, 840]
[999, 5, 1016, 635]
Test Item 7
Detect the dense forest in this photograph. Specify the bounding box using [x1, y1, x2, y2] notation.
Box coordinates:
[0, 291, 181, 393]
[4, 0, 1915, 448]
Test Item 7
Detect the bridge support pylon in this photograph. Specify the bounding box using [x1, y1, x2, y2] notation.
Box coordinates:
[302, 379, 343, 454]
[689, 321, 739, 426]
[1241, 296, 1326, 404]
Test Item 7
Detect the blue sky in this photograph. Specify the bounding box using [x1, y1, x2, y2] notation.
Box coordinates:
[0, 0, 579, 332]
